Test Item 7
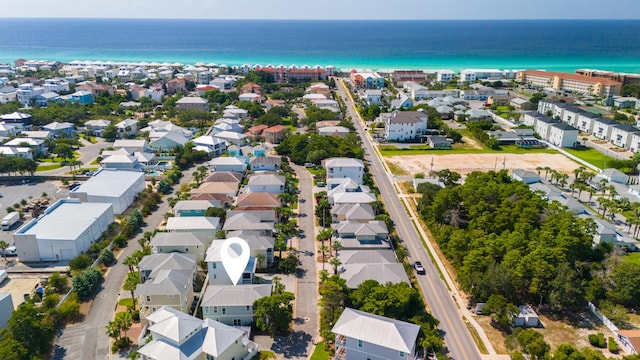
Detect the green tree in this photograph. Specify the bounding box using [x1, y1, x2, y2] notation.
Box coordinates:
[278, 253, 298, 274]
[0, 240, 8, 261]
[253, 292, 295, 337]
[73, 266, 102, 300]
[484, 294, 518, 330]
[99, 248, 115, 266]
[204, 207, 226, 223]
[102, 124, 118, 142]
[69, 253, 92, 272]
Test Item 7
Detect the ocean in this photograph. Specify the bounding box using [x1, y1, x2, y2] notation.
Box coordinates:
[0, 18, 639, 73]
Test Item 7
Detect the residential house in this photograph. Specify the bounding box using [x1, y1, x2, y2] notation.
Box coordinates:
[192, 182, 239, 197]
[203, 171, 243, 184]
[209, 157, 247, 173]
[548, 123, 579, 148]
[363, 89, 382, 105]
[235, 192, 281, 211]
[100, 154, 140, 171]
[245, 173, 286, 194]
[382, 110, 428, 141]
[138, 307, 257, 360]
[318, 126, 350, 138]
[176, 97, 209, 111]
[238, 93, 262, 102]
[249, 156, 281, 172]
[465, 109, 493, 121]
[333, 220, 390, 250]
[173, 200, 221, 217]
[337, 249, 409, 289]
[0, 146, 33, 159]
[149, 131, 189, 152]
[246, 124, 268, 138]
[206, 240, 257, 285]
[324, 157, 365, 185]
[189, 193, 234, 208]
[427, 135, 452, 149]
[631, 132, 640, 153]
[350, 71, 384, 88]
[42, 122, 75, 138]
[230, 234, 275, 267]
[597, 168, 629, 184]
[511, 169, 541, 184]
[0, 123, 17, 138]
[333, 308, 420, 360]
[137, 252, 198, 283]
[149, 233, 211, 261]
[591, 117, 617, 140]
[610, 124, 640, 149]
[263, 125, 288, 144]
[240, 82, 262, 94]
[84, 119, 111, 136]
[116, 118, 138, 138]
[142, 120, 193, 138]
[113, 139, 149, 154]
[222, 213, 274, 237]
[390, 93, 413, 110]
[0, 112, 33, 129]
[4, 137, 46, 155]
[34, 91, 61, 106]
[69, 90, 94, 104]
[331, 203, 375, 223]
[201, 284, 272, 326]
[214, 131, 247, 146]
[165, 217, 221, 233]
[166, 78, 187, 95]
[436, 70, 456, 82]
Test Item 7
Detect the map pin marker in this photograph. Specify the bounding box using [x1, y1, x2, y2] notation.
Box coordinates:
[220, 237, 250, 286]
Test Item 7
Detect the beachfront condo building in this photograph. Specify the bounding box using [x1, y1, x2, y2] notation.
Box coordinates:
[517, 70, 621, 97]
[350, 70, 385, 89]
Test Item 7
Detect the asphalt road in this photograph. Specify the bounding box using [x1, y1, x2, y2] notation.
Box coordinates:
[268, 164, 319, 359]
[53, 169, 195, 360]
[336, 80, 481, 360]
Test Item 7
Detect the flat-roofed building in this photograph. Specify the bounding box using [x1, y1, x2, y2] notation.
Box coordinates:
[13, 199, 114, 261]
[517, 70, 621, 97]
[70, 169, 145, 214]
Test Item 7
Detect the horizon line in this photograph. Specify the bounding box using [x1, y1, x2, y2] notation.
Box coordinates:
[1, 17, 639, 21]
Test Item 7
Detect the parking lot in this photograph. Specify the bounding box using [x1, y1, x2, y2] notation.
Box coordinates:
[0, 180, 70, 245]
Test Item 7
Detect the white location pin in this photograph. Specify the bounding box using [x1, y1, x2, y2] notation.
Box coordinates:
[220, 237, 251, 286]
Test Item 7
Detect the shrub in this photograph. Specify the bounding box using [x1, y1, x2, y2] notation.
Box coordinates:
[69, 254, 92, 272]
[113, 235, 127, 249]
[72, 266, 102, 300]
[588, 333, 606, 348]
[608, 337, 619, 353]
[99, 249, 115, 266]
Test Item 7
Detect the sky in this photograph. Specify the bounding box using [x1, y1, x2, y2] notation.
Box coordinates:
[1, 0, 640, 19]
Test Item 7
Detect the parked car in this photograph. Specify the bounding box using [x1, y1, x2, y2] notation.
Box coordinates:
[414, 261, 426, 275]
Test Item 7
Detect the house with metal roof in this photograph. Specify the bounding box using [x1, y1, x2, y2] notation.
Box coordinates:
[166, 217, 220, 233]
[206, 240, 257, 285]
[149, 233, 212, 261]
[201, 284, 272, 326]
[324, 157, 365, 185]
[332, 308, 420, 360]
[138, 306, 257, 360]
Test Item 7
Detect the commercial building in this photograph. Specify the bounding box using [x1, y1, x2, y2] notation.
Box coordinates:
[517, 70, 621, 97]
[13, 199, 114, 262]
[70, 169, 145, 214]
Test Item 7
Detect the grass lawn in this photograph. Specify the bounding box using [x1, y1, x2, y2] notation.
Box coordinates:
[118, 298, 134, 307]
[623, 253, 640, 266]
[255, 350, 276, 360]
[385, 160, 409, 175]
[564, 147, 615, 169]
[380, 146, 558, 156]
[36, 163, 63, 171]
[310, 342, 330, 360]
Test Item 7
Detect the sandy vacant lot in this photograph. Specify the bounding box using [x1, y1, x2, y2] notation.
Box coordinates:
[0, 275, 44, 309]
[386, 153, 580, 177]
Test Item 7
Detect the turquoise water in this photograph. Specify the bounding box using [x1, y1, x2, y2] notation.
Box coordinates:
[0, 19, 639, 73]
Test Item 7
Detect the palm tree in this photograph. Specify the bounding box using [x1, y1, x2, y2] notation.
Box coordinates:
[105, 320, 121, 343]
[318, 245, 329, 262]
[331, 240, 342, 258]
[116, 311, 133, 342]
[0, 241, 8, 262]
[123, 256, 137, 275]
[329, 257, 342, 275]
[123, 275, 139, 311]
[256, 253, 266, 269]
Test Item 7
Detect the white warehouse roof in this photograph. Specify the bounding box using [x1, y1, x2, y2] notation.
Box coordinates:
[72, 169, 144, 198]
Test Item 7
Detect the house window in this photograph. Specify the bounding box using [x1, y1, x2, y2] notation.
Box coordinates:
[146, 296, 151, 302]
[213, 306, 218, 313]
[233, 319, 241, 326]
[400, 351, 405, 357]
[212, 263, 217, 269]
[246, 306, 251, 312]
[222, 308, 226, 315]
[185, 248, 189, 252]
[358, 340, 363, 348]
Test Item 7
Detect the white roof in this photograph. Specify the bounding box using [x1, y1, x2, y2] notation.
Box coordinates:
[193, 135, 226, 147]
[149, 233, 210, 248]
[166, 217, 220, 231]
[148, 307, 202, 343]
[113, 139, 147, 148]
[5, 138, 43, 146]
[325, 157, 364, 168]
[176, 96, 208, 104]
[209, 157, 245, 166]
[341, 263, 409, 289]
[213, 131, 246, 140]
[16, 199, 112, 240]
[332, 308, 420, 353]
[72, 169, 143, 198]
[201, 284, 271, 307]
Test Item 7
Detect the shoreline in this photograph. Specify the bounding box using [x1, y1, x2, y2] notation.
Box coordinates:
[4, 57, 640, 75]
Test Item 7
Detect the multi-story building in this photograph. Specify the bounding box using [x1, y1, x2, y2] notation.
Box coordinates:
[201, 284, 272, 326]
[16, 83, 44, 105]
[324, 157, 365, 185]
[333, 308, 420, 360]
[350, 70, 385, 89]
[517, 70, 621, 97]
[436, 70, 456, 82]
[576, 69, 640, 86]
[43, 78, 70, 93]
[382, 110, 428, 142]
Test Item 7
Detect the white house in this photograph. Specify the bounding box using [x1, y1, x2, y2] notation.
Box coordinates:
[324, 157, 365, 185]
[402, 82, 429, 100]
[213, 131, 247, 146]
[165, 217, 221, 233]
[209, 157, 247, 173]
[138, 307, 257, 360]
[631, 132, 640, 153]
[382, 110, 428, 141]
[192, 135, 227, 156]
[548, 123, 579, 148]
[149, 232, 211, 261]
[116, 118, 138, 137]
[610, 124, 640, 149]
[333, 308, 420, 360]
[246, 173, 286, 194]
[113, 139, 149, 153]
[363, 89, 382, 105]
[249, 156, 282, 172]
[436, 70, 456, 82]
[201, 284, 272, 326]
[0, 146, 33, 159]
[13, 199, 114, 262]
[136, 269, 194, 324]
[84, 119, 111, 136]
[70, 169, 145, 214]
[206, 240, 256, 285]
[591, 117, 617, 141]
[149, 131, 189, 152]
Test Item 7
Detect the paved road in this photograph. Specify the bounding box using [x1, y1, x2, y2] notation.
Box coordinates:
[53, 169, 195, 360]
[37, 138, 108, 176]
[336, 80, 481, 360]
[267, 165, 319, 359]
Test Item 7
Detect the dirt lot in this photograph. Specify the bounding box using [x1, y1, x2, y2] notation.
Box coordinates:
[386, 153, 581, 177]
[0, 274, 45, 309]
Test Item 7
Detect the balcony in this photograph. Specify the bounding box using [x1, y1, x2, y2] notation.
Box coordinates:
[336, 335, 346, 345]
[333, 346, 346, 360]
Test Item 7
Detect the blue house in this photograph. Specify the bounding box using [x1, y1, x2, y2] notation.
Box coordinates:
[69, 91, 94, 105]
